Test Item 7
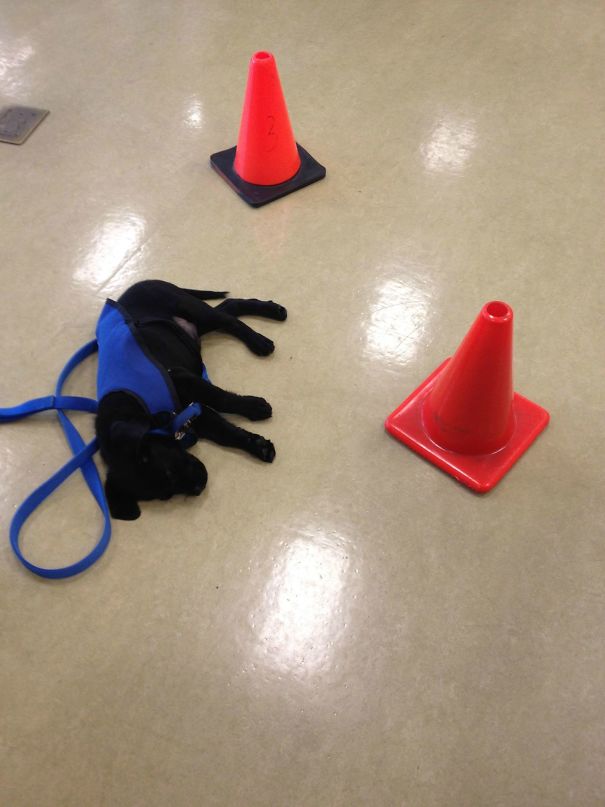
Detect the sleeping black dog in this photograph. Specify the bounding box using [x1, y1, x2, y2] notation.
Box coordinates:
[95, 280, 286, 520]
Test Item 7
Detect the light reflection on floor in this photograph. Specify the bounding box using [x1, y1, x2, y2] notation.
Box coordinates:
[364, 275, 433, 366]
[421, 116, 477, 174]
[183, 97, 204, 130]
[0, 36, 34, 98]
[255, 530, 350, 679]
[74, 211, 147, 289]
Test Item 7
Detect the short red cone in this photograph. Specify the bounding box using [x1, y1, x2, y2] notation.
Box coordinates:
[385, 301, 549, 492]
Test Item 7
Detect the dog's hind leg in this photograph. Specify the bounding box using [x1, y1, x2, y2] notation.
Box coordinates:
[170, 368, 272, 420]
[172, 297, 275, 356]
[216, 298, 287, 321]
[215, 313, 275, 355]
[181, 288, 228, 300]
[194, 408, 275, 462]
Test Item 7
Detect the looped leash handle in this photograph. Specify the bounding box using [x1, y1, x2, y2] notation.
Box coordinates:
[10, 437, 110, 578]
[0, 339, 112, 579]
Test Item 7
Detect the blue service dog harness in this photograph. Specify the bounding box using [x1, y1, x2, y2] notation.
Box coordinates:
[0, 300, 204, 579]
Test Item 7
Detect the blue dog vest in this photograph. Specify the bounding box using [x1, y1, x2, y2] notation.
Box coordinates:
[97, 301, 179, 415]
[0, 299, 205, 579]
[97, 300, 184, 416]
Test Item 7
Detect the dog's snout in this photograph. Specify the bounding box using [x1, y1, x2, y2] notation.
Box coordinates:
[185, 460, 208, 496]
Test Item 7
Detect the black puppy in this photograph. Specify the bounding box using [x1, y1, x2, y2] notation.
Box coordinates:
[95, 280, 286, 520]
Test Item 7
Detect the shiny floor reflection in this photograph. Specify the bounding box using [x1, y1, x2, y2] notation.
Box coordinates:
[256, 529, 350, 679]
[421, 116, 477, 174]
[75, 210, 147, 288]
[364, 274, 434, 367]
[0, 37, 34, 98]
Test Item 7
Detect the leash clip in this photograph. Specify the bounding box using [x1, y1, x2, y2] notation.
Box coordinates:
[173, 402, 201, 441]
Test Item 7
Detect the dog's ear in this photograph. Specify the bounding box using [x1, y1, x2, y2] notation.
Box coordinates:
[105, 472, 141, 520]
[109, 420, 149, 461]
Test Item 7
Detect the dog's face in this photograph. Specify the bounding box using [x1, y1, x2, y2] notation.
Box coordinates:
[104, 421, 207, 520]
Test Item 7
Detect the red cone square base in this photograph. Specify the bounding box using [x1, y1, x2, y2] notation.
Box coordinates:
[386, 359, 550, 493]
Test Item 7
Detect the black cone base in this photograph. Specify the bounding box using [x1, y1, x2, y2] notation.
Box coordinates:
[210, 143, 326, 207]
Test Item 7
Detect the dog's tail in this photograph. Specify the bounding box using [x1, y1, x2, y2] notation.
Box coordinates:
[183, 289, 229, 300]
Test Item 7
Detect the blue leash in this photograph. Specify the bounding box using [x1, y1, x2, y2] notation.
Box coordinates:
[0, 340, 201, 579]
[0, 340, 109, 579]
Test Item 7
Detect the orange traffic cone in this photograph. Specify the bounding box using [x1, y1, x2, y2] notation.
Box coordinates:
[210, 51, 326, 207]
[385, 301, 549, 492]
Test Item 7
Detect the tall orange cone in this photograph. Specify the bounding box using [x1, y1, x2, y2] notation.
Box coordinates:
[210, 51, 326, 207]
[233, 52, 301, 186]
[385, 301, 549, 492]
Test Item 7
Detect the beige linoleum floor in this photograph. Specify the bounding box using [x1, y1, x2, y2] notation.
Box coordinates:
[1, 1, 605, 806]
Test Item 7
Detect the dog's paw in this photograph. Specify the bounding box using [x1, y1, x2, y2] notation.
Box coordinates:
[240, 396, 272, 421]
[249, 335, 275, 356]
[268, 301, 287, 321]
[249, 435, 276, 463]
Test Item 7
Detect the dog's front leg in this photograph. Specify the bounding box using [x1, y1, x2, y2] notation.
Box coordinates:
[169, 368, 272, 421]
